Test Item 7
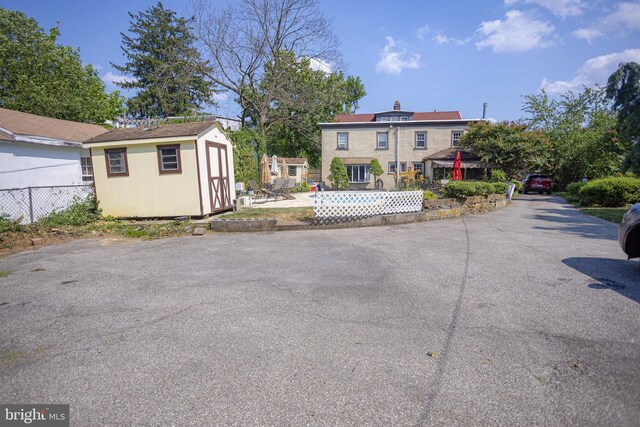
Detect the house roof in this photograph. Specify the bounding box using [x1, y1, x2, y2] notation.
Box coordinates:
[424, 148, 480, 161]
[0, 108, 108, 146]
[85, 121, 219, 144]
[267, 157, 308, 166]
[332, 110, 462, 123]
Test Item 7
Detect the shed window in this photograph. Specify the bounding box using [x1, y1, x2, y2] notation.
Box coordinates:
[81, 156, 93, 182]
[157, 144, 182, 174]
[288, 166, 297, 176]
[105, 148, 128, 177]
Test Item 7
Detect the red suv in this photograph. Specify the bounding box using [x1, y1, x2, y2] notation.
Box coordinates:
[521, 174, 552, 195]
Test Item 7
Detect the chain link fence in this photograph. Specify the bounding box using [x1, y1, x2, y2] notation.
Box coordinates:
[0, 185, 94, 224]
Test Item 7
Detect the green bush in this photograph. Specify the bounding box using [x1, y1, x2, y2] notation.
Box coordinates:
[37, 195, 102, 226]
[566, 181, 587, 195]
[296, 182, 311, 192]
[578, 177, 640, 207]
[442, 181, 502, 198]
[510, 180, 522, 191]
[423, 190, 438, 200]
[489, 169, 507, 182]
[491, 182, 509, 194]
[0, 214, 22, 233]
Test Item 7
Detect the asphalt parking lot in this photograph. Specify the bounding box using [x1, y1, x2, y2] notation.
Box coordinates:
[1, 194, 639, 425]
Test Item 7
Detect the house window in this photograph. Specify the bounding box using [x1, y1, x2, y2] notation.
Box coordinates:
[81, 156, 93, 182]
[376, 132, 388, 149]
[104, 148, 128, 177]
[415, 132, 426, 149]
[400, 116, 409, 121]
[337, 132, 349, 149]
[400, 162, 408, 173]
[390, 116, 399, 122]
[388, 161, 396, 174]
[413, 162, 425, 177]
[288, 166, 297, 176]
[452, 131, 463, 147]
[378, 116, 390, 122]
[346, 165, 371, 183]
[157, 144, 182, 174]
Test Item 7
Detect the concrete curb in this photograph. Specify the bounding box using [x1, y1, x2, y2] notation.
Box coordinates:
[209, 196, 510, 232]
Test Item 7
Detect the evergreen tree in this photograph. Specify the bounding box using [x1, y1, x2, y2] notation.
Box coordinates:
[328, 157, 348, 189]
[0, 8, 123, 124]
[370, 158, 384, 188]
[112, 2, 214, 118]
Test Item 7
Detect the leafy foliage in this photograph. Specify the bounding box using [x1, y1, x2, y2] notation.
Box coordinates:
[459, 121, 551, 180]
[230, 129, 258, 185]
[606, 62, 640, 174]
[0, 214, 22, 233]
[578, 177, 640, 207]
[489, 169, 507, 182]
[37, 196, 101, 226]
[113, 2, 213, 118]
[442, 181, 498, 198]
[566, 181, 587, 195]
[370, 158, 384, 179]
[297, 182, 312, 192]
[328, 157, 348, 189]
[0, 8, 124, 123]
[257, 52, 365, 167]
[422, 190, 438, 200]
[522, 87, 625, 189]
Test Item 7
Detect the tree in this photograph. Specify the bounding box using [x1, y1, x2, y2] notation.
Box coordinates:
[192, 0, 342, 152]
[370, 158, 384, 188]
[0, 8, 123, 123]
[259, 51, 365, 167]
[522, 87, 625, 188]
[606, 62, 640, 174]
[328, 157, 348, 189]
[230, 129, 258, 185]
[113, 2, 213, 119]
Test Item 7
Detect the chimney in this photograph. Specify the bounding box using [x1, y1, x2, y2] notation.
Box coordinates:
[393, 100, 401, 111]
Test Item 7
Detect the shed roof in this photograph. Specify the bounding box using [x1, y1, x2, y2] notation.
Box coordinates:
[267, 157, 308, 166]
[0, 108, 107, 144]
[85, 121, 218, 143]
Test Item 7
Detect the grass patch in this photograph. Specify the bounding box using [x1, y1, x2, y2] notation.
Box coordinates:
[0, 270, 10, 278]
[1, 349, 25, 366]
[219, 207, 314, 223]
[556, 192, 626, 224]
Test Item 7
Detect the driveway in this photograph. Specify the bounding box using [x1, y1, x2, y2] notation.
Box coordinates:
[1, 195, 638, 425]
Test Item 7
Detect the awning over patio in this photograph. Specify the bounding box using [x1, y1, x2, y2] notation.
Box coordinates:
[339, 157, 373, 165]
[431, 160, 496, 169]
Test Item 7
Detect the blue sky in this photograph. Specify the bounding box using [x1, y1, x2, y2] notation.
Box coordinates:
[4, 0, 640, 121]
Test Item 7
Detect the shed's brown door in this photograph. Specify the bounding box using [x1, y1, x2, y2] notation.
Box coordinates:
[206, 141, 231, 212]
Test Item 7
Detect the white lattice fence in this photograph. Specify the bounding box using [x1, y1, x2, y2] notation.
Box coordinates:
[314, 191, 423, 218]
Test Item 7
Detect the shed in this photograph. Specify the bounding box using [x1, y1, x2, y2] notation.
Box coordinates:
[85, 121, 235, 218]
[267, 157, 309, 184]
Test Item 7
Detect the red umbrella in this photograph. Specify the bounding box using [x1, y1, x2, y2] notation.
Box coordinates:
[452, 151, 462, 181]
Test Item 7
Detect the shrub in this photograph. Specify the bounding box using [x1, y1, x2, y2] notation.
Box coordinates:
[566, 181, 587, 195]
[297, 182, 311, 192]
[443, 182, 481, 198]
[327, 157, 348, 189]
[0, 214, 22, 233]
[491, 182, 509, 194]
[489, 169, 507, 182]
[578, 177, 640, 207]
[423, 190, 438, 200]
[37, 195, 102, 226]
[442, 181, 501, 198]
[510, 180, 522, 191]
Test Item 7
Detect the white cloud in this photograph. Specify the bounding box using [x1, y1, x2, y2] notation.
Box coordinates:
[415, 25, 430, 40]
[573, 2, 640, 42]
[541, 48, 640, 94]
[432, 34, 471, 45]
[308, 57, 333, 73]
[212, 92, 229, 102]
[476, 10, 555, 53]
[375, 36, 421, 75]
[505, 0, 584, 17]
[102, 71, 137, 86]
[571, 27, 602, 44]
[433, 34, 450, 44]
